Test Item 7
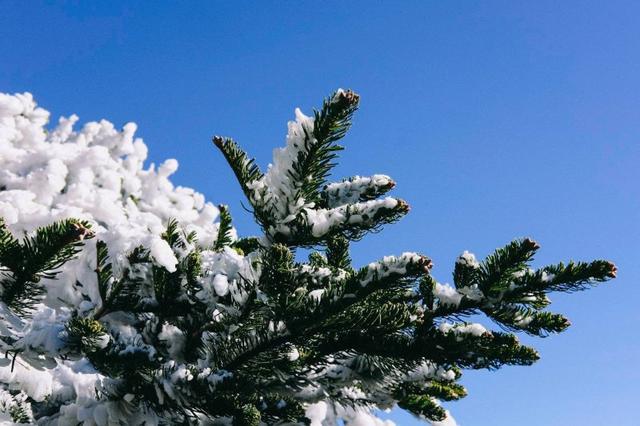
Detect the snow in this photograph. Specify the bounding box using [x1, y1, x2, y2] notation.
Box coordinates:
[456, 250, 479, 268]
[541, 271, 555, 283]
[0, 92, 222, 296]
[308, 289, 326, 302]
[306, 401, 398, 426]
[212, 274, 230, 297]
[149, 237, 178, 272]
[235, 97, 403, 242]
[457, 284, 484, 301]
[287, 346, 300, 362]
[361, 252, 427, 286]
[439, 322, 489, 337]
[305, 401, 328, 426]
[0, 92, 233, 424]
[245, 108, 317, 232]
[324, 174, 394, 207]
[0, 91, 465, 425]
[0, 388, 32, 424]
[158, 323, 186, 360]
[196, 247, 258, 307]
[514, 314, 534, 327]
[305, 197, 400, 238]
[434, 283, 463, 307]
[343, 410, 395, 426]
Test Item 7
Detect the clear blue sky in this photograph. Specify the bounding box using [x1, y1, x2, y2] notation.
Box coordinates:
[1, 1, 638, 424]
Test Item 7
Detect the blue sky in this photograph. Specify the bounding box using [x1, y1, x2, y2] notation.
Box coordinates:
[1, 1, 638, 424]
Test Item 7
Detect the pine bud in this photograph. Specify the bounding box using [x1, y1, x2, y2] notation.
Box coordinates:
[65, 317, 109, 353]
[606, 261, 617, 278]
[522, 238, 540, 251]
[396, 199, 411, 214]
[66, 221, 94, 243]
[212, 135, 224, 148]
[416, 255, 433, 272]
[333, 89, 360, 109]
[383, 179, 396, 191]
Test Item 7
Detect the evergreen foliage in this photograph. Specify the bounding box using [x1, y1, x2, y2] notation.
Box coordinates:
[0, 218, 94, 315]
[0, 90, 615, 425]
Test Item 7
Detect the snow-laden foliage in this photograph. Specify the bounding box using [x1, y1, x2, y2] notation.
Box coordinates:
[0, 91, 615, 425]
[0, 92, 237, 424]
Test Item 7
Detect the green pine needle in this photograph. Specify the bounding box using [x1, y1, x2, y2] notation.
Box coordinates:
[214, 205, 234, 250]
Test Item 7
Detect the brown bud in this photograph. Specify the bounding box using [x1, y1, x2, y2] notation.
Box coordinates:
[69, 222, 94, 241]
[607, 262, 618, 278]
[212, 136, 224, 147]
[522, 238, 540, 251]
[420, 257, 434, 271]
[334, 89, 360, 108]
[396, 199, 410, 213]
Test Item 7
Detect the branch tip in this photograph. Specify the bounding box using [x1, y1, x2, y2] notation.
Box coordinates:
[212, 136, 224, 147]
[523, 238, 540, 251]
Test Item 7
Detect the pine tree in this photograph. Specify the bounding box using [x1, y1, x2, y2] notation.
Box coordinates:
[0, 90, 615, 425]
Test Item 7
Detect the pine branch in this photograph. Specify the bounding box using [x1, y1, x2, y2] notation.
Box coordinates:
[419, 328, 540, 370]
[397, 393, 447, 422]
[232, 237, 262, 255]
[1, 90, 617, 425]
[483, 304, 571, 336]
[65, 316, 109, 353]
[214, 205, 234, 250]
[259, 243, 296, 311]
[478, 238, 539, 295]
[453, 251, 480, 289]
[326, 235, 351, 270]
[0, 390, 32, 424]
[93, 243, 148, 319]
[308, 251, 329, 268]
[212, 136, 263, 202]
[95, 240, 113, 308]
[300, 197, 410, 244]
[0, 219, 20, 270]
[321, 299, 416, 333]
[425, 381, 468, 401]
[321, 174, 396, 208]
[0, 219, 93, 315]
[293, 89, 360, 204]
[518, 260, 616, 294]
[161, 218, 181, 248]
